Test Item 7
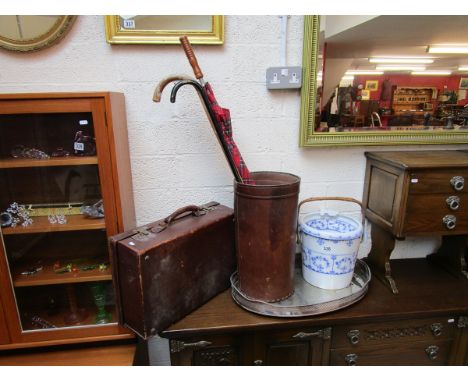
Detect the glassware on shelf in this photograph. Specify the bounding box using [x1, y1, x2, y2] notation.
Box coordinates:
[10, 145, 50, 159]
[64, 284, 88, 325]
[89, 282, 111, 325]
[81, 199, 104, 219]
[73, 131, 96, 156]
[0, 202, 33, 228]
[51, 147, 70, 157]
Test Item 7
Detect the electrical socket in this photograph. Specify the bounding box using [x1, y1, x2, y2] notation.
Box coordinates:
[266, 66, 302, 89]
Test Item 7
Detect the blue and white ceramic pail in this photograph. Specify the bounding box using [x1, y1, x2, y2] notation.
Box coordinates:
[299, 211, 363, 290]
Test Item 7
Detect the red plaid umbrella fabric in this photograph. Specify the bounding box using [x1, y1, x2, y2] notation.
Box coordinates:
[179, 36, 253, 184]
[203, 83, 252, 182]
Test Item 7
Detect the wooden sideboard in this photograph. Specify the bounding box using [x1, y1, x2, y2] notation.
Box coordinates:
[362, 150, 468, 293]
[160, 259, 468, 366]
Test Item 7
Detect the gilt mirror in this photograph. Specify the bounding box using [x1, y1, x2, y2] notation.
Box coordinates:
[0, 16, 76, 52]
[104, 15, 224, 45]
[300, 15, 468, 146]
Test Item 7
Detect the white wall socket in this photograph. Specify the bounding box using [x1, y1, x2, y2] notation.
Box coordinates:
[266, 66, 302, 89]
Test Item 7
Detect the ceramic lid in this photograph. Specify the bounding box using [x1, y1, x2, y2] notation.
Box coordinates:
[300, 212, 363, 241]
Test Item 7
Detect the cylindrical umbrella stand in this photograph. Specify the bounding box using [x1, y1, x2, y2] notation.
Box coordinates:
[234, 172, 300, 302]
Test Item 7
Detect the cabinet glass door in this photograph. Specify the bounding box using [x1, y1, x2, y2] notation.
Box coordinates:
[0, 111, 117, 332]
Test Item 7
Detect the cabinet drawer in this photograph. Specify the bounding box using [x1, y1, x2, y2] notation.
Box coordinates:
[169, 334, 249, 366]
[404, 194, 468, 235]
[408, 170, 468, 195]
[330, 339, 453, 366]
[332, 317, 457, 349]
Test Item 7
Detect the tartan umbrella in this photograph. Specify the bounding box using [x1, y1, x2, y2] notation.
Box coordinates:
[154, 75, 244, 182]
[179, 36, 252, 184]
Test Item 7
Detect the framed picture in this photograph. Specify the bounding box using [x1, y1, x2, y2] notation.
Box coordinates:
[104, 15, 224, 45]
[459, 77, 468, 90]
[361, 89, 370, 100]
[365, 80, 379, 91]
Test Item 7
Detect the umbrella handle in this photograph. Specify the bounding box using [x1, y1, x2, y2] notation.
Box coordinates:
[170, 79, 206, 104]
[152, 75, 195, 103]
[180, 36, 204, 81]
[170, 80, 243, 183]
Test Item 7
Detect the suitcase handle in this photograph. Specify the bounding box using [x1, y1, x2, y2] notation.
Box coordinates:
[164, 205, 205, 225]
[155, 204, 207, 233]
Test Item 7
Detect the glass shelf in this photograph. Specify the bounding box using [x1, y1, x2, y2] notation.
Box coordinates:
[0, 156, 98, 169]
[1, 215, 106, 235]
[16, 281, 117, 331]
[12, 263, 112, 287]
[0, 110, 116, 333]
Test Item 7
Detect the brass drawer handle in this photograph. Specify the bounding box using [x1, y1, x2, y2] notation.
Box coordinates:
[430, 323, 443, 337]
[443, 215, 456, 230]
[450, 176, 464, 191]
[292, 329, 328, 339]
[170, 340, 212, 353]
[345, 353, 358, 366]
[425, 345, 439, 360]
[347, 329, 360, 345]
[446, 196, 460, 211]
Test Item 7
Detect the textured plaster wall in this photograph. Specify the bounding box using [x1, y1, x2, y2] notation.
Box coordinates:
[1, 15, 466, 262]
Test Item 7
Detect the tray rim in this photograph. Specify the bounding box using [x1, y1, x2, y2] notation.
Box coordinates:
[230, 259, 371, 317]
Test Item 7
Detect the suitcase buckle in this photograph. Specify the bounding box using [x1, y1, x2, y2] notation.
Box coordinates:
[132, 227, 155, 241]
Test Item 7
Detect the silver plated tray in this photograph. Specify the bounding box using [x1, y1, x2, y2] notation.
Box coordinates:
[230, 259, 371, 317]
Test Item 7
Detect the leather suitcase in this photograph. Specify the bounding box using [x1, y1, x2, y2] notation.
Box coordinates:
[110, 201, 236, 339]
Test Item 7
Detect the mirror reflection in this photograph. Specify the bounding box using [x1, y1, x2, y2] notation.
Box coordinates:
[117, 15, 212, 31]
[316, 16, 468, 133]
[0, 16, 61, 41]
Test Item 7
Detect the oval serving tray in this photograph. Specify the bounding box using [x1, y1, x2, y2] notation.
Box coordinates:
[230, 259, 371, 317]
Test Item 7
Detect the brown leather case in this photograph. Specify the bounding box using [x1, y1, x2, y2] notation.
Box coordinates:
[109, 201, 236, 339]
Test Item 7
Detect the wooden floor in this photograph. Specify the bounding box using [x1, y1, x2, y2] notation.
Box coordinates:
[0, 342, 136, 366]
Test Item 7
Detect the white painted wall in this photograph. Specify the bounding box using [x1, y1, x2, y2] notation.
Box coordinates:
[3, 13, 468, 365]
[1, 15, 466, 260]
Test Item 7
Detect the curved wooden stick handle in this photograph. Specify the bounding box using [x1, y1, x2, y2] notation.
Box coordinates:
[152, 74, 194, 102]
[180, 36, 204, 80]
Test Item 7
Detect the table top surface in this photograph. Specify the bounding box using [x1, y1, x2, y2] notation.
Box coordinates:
[365, 150, 468, 169]
[161, 258, 468, 338]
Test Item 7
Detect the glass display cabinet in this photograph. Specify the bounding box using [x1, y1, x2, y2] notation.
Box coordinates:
[0, 93, 135, 349]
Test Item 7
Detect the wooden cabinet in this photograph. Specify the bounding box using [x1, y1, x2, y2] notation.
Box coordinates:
[392, 87, 434, 115]
[330, 316, 459, 365]
[363, 150, 468, 293]
[161, 259, 468, 366]
[168, 326, 331, 366]
[253, 326, 330, 366]
[0, 92, 136, 349]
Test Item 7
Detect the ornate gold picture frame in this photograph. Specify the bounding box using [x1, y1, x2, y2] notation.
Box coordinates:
[0, 16, 76, 52]
[299, 15, 468, 147]
[104, 15, 224, 45]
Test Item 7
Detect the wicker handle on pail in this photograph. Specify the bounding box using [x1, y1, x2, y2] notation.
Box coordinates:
[297, 197, 365, 244]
